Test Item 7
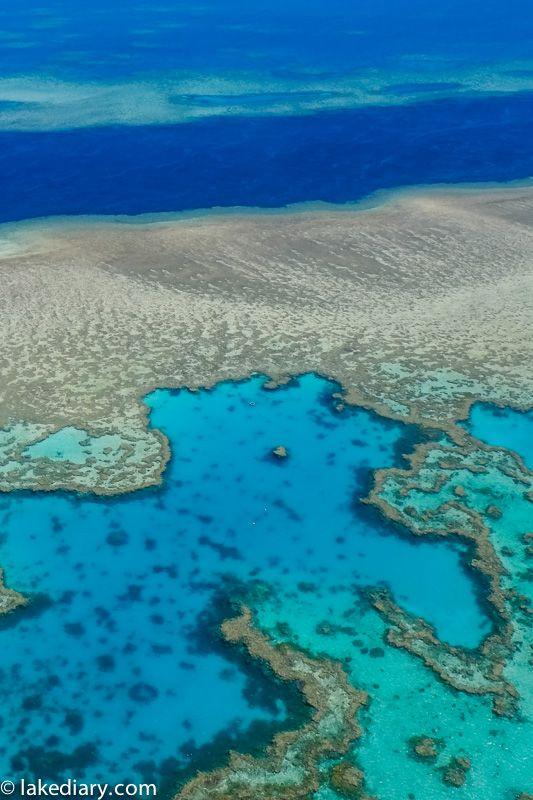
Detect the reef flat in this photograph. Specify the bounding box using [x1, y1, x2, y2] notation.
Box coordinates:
[0, 183, 532, 494]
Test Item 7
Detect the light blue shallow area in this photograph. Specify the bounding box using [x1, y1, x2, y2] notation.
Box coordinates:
[467, 403, 533, 469]
[0, 375, 490, 789]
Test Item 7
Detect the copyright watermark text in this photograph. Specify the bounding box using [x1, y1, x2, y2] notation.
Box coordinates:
[0, 779, 156, 798]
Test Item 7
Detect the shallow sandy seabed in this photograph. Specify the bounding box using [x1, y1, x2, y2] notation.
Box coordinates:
[0, 183, 532, 493]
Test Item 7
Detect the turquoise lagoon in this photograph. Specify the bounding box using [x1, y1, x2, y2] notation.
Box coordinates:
[0, 374, 530, 796]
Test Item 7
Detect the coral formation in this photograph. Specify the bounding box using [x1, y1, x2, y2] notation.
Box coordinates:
[0, 568, 26, 615]
[329, 761, 374, 799]
[176, 607, 369, 800]
[369, 588, 518, 716]
[272, 445, 288, 459]
[1, 185, 532, 493]
[367, 435, 533, 716]
[408, 735, 442, 762]
[441, 756, 471, 787]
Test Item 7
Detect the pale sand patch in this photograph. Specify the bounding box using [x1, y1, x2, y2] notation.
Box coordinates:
[0, 184, 532, 493]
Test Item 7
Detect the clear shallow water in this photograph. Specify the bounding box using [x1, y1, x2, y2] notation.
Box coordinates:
[0, 375, 489, 790]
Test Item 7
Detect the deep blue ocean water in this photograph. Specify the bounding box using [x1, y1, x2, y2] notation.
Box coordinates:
[0, 376, 489, 790]
[2, 0, 532, 82]
[0, 0, 532, 223]
[1, 94, 533, 223]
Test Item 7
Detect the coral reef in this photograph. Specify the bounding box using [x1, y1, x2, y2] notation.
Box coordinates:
[1, 185, 532, 493]
[441, 756, 471, 787]
[367, 435, 533, 716]
[0, 568, 26, 615]
[368, 588, 517, 716]
[0, 420, 168, 495]
[176, 607, 369, 800]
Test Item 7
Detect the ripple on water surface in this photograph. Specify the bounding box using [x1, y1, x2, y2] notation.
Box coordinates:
[0, 374, 490, 789]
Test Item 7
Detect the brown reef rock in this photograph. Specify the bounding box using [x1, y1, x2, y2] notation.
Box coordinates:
[408, 735, 442, 762]
[0, 569, 26, 616]
[441, 756, 472, 787]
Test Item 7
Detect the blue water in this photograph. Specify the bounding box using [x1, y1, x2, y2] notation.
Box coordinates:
[0, 375, 488, 789]
[1, 93, 533, 223]
[1, 1, 532, 225]
[1, 0, 532, 82]
[467, 403, 533, 469]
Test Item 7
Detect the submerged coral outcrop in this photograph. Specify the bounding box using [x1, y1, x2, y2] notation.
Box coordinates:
[176, 607, 371, 800]
[441, 755, 472, 787]
[0, 568, 26, 615]
[408, 735, 442, 762]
